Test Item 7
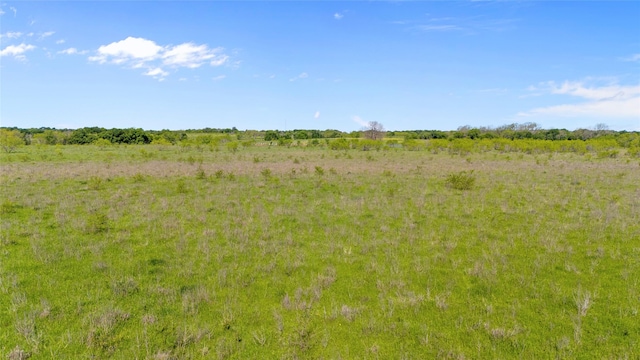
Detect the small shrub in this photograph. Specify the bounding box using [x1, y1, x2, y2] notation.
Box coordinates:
[597, 150, 619, 159]
[226, 141, 239, 153]
[314, 166, 324, 176]
[445, 170, 476, 190]
[87, 176, 103, 190]
[261, 168, 272, 179]
[176, 180, 188, 193]
[86, 212, 109, 234]
[195, 167, 206, 180]
[1, 200, 21, 215]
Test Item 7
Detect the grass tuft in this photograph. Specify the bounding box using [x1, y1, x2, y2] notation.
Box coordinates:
[445, 170, 476, 190]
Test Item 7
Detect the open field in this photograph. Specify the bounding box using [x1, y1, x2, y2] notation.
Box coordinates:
[1, 144, 639, 359]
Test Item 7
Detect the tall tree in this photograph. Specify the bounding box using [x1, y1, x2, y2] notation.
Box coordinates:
[363, 121, 385, 140]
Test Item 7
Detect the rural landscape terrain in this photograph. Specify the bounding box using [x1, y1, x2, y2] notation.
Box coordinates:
[1, 125, 639, 359]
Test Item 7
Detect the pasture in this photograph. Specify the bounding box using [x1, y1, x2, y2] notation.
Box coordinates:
[1, 143, 639, 359]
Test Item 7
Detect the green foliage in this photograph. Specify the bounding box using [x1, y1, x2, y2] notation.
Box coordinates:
[0, 129, 25, 153]
[93, 138, 112, 148]
[402, 139, 424, 151]
[176, 179, 188, 193]
[597, 150, 619, 158]
[88, 176, 103, 190]
[445, 170, 476, 190]
[85, 211, 109, 234]
[329, 138, 350, 150]
[226, 141, 240, 153]
[264, 130, 280, 141]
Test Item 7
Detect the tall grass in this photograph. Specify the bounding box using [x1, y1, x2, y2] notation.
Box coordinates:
[1, 145, 639, 358]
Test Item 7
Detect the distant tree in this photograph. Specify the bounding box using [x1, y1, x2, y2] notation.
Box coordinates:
[310, 130, 323, 139]
[264, 130, 279, 141]
[68, 128, 99, 144]
[594, 123, 610, 137]
[0, 129, 25, 153]
[363, 121, 385, 140]
[293, 130, 309, 140]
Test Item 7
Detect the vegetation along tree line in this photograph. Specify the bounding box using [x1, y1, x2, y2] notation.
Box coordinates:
[1, 122, 639, 157]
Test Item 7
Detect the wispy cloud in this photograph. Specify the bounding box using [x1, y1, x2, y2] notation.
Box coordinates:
[58, 47, 87, 55]
[407, 15, 518, 34]
[622, 53, 640, 62]
[289, 72, 308, 82]
[0, 31, 23, 39]
[518, 80, 640, 119]
[0, 43, 36, 60]
[314, 111, 320, 119]
[163, 42, 227, 68]
[10, 6, 17, 17]
[144, 67, 169, 80]
[212, 75, 226, 81]
[416, 24, 462, 32]
[352, 115, 368, 127]
[89, 36, 230, 80]
[334, 13, 344, 20]
[38, 31, 55, 40]
[56, 39, 65, 44]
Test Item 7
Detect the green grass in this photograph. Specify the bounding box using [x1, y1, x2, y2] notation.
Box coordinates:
[1, 145, 639, 359]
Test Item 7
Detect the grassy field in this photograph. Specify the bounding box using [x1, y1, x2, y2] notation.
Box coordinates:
[1, 144, 639, 359]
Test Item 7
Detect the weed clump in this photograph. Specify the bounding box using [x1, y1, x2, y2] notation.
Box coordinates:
[445, 170, 476, 190]
[86, 212, 110, 234]
[195, 166, 206, 180]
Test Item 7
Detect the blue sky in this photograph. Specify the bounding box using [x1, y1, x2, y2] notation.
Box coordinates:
[1, 1, 639, 131]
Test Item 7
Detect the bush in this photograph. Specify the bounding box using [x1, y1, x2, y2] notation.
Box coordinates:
[445, 170, 476, 190]
[0, 129, 25, 153]
[329, 138, 350, 150]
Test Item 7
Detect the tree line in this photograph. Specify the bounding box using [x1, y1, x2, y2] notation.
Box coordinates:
[0, 122, 638, 149]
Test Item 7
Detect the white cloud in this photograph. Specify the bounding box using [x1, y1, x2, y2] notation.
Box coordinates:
[314, 111, 320, 119]
[1, 31, 22, 39]
[519, 80, 640, 119]
[163, 43, 227, 68]
[90, 37, 163, 64]
[0, 43, 36, 59]
[622, 53, 640, 62]
[58, 47, 87, 55]
[416, 24, 462, 32]
[334, 13, 344, 20]
[289, 72, 309, 82]
[352, 115, 368, 127]
[89, 36, 230, 80]
[144, 67, 169, 79]
[0, 9, 4, 16]
[212, 75, 226, 81]
[39, 31, 55, 40]
[56, 39, 65, 44]
[10, 6, 17, 17]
